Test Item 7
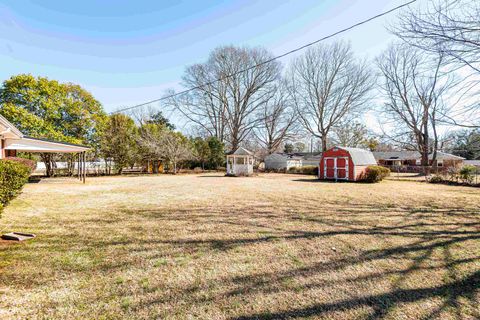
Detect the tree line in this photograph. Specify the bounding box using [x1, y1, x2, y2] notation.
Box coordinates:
[166, 0, 479, 167]
[0, 0, 478, 175]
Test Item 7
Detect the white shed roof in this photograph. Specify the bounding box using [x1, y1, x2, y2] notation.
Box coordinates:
[339, 147, 377, 166]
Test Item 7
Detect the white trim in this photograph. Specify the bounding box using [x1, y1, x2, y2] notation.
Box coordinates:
[324, 156, 349, 181]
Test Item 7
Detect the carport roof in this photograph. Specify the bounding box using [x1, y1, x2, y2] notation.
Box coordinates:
[5, 136, 90, 153]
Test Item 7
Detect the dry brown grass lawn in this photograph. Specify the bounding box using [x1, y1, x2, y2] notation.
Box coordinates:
[0, 173, 479, 319]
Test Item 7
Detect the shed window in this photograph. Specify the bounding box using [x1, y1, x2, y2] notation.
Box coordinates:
[236, 157, 245, 165]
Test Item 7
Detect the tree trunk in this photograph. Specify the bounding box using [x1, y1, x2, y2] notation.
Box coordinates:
[41, 153, 54, 177]
[321, 135, 328, 152]
[66, 155, 74, 176]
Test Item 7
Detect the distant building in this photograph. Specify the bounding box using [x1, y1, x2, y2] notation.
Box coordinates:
[264, 153, 303, 170]
[373, 151, 464, 171]
[264, 152, 322, 170]
[464, 160, 480, 168]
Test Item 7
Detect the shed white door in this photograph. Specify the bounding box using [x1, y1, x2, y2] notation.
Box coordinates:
[324, 157, 349, 180]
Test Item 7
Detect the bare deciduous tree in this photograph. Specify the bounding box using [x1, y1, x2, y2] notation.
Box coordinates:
[253, 80, 298, 154]
[394, 0, 480, 74]
[393, 0, 480, 127]
[377, 43, 453, 168]
[289, 41, 372, 151]
[169, 46, 280, 150]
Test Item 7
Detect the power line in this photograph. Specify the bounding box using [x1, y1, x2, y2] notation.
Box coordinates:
[113, 0, 417, 114]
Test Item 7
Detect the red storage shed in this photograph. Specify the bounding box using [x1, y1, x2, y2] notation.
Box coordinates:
[319, 146, 377, 181]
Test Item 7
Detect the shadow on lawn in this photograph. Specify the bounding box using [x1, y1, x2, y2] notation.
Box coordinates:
[4, 199, 478, 319]
[113, 202, 480, 319]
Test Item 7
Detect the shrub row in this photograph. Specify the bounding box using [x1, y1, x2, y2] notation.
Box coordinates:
[287, 166, 318, 176]
[362, 165, 390, 183]
[429, 165, 478, 186]
[0, 159, 32, 213]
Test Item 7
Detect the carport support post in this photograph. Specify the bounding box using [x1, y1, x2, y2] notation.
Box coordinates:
[82, 152, 86, 184]
[78, 153, 81, 180]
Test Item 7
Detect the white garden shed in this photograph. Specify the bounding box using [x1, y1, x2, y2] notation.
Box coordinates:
[264, 153, 302, 170]
[226, 147, 254, 176]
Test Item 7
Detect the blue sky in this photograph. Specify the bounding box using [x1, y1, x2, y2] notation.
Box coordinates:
[0, 0, 410, 114]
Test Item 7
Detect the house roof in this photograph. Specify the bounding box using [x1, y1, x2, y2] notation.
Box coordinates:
[338, 147, 377, 166]
[265, 153, 304, 161]
[265, 152, 322, 161]
[373, 151, 465, 161]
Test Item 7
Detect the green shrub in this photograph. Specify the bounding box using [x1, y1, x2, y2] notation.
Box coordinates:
[0, 160, 31, 210]
[459, 165, 477, 184]
[288, 166, 318, 175]
[363, 165, 390, 183]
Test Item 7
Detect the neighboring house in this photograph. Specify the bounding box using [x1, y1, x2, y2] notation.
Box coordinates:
[226, 147, 254, 176]
[319, 146, 377, 181]
[464, 160, 480, 168]
[264, 152, 322, 170]
[373, 151, 464, 170]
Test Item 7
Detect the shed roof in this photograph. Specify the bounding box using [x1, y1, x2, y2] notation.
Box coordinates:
[333, 147, 377, 166]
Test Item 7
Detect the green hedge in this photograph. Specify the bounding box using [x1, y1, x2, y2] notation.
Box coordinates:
[287, 165, 318, 175]
[5, 157, 37, 172]
[0, 160, 31, 212]
[362, 165, 390, 183]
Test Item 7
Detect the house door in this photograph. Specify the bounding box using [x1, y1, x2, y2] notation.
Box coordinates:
[324, 157, 349, 180]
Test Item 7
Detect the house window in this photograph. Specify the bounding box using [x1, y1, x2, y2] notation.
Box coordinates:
[249, 157, 253, 165]
[437, 160, 443, 167]
[236, 157, 245, 165]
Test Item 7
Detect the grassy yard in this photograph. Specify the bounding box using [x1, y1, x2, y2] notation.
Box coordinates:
[0, 174, 479, 319]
